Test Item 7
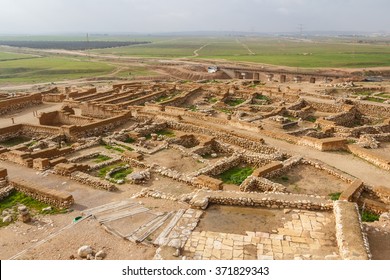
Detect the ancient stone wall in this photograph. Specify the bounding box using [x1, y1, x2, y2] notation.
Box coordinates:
[39, 111, 95, 126]
[0, 93, 42, 115]
[70, 171, 117, 191]
[240, 176, 287, 193]
[42, 94, 67, 103]
[10, 177, 74, 208]
[354, 101, 390, 119]
[0, 186, 14, 201]
[333, 201, 371, 260]
[348, 144, 390, 171]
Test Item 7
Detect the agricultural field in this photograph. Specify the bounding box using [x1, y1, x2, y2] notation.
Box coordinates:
[93, 36, 390, 68]
[0, 52, 115, 84]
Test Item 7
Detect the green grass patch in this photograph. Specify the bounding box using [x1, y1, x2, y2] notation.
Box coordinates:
[208, 97, 218, 103]
[97, 163, 123, 178]
[124, 137, 136, 144]
[280, 175, 289, 182]
[93, 155, 111, 163]
[217, 166, 254, 185]
[110, 168, 133, 181]
[306, 116, 317, 123]
[366, 97, 385, 103]
[355, 91, 375, 96]
[0, 136, 31, 147]
[156, 129, 175, 138]
[188, 105, 198, 111]
[329, 192, 342, 201]
[0, 191, 65, 227]
[255, 94, 270, 101]
[225, 98, 245, 106]
[361, 210, 380, 222]
[104, 144, 125, 153]
[285, 115, 299, 122]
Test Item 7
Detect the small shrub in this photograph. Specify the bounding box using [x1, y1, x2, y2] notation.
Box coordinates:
[329, 192, 342, 201]
[281, 175, 289, 182]
[361, 210, 380, 222]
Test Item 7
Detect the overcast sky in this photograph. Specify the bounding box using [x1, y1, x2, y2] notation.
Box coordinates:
[0, 0, 389, 34]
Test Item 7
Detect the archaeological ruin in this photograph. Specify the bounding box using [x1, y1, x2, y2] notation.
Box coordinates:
[1, 69, 390, 260]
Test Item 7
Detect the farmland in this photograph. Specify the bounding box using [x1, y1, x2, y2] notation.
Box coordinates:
[93, 36, 390, 68]
[0, 54, 115, 84]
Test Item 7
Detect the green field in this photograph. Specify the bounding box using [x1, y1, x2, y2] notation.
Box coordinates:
[1, 35, 390, 85]
[93, 36, 390, 68]
[0, 53, 115, 84]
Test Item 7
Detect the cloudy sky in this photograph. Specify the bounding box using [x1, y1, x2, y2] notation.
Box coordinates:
[0, 0, 389, 34]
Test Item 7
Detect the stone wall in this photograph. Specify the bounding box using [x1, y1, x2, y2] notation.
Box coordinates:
[39, 110, 95, 126]
[0, 93, 42, 115]
[240, 176, 287, 193]
[348, 144, 390, 171]
[70, 171, 117, 191]
[10, 177, 74, 208]
[298, 136, 347, 151]
[333, 201, 371, 260]
[0, 186, 14, 201]
[190, 190, 334, 211]
[354, 101, 390, 119]
[42, 94, 67, 103]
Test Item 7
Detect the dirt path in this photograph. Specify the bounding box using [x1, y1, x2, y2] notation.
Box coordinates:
[236, 38, 256, 55]
[191, 43, 210, 57]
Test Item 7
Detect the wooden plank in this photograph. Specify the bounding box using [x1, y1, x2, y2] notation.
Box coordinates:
[98, 207, 149, 223]
[83, 200, 136, 215]
[91, 203, 139, 219]
[154, 209, 185, 246]
[101, 224, 125, 239]
[127, 212, 173, 243]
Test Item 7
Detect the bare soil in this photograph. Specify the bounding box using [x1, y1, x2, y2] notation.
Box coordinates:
[271, 165, 350, 197]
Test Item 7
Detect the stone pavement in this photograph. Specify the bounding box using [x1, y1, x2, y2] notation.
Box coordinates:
[183, 209, 340, 260]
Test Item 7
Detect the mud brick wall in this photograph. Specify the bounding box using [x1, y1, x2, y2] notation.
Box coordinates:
[298, 136, 347, 151]
[348, 144, 390, 171]
[80, 103, 126, 119]
[39, 111, 95, 126]
[70, 171, 117, 191]
[54, 163, 89, 176]
[73, 90, 116, 102]
[64, 112, 132, 140]
[159, 87, 202, 107]
[42, 94, 67, 102]
[0, 125, 23, 142]
[333, 201, 371, 260]
[67, 88, 97, 99]
[193, 175, 223, 190]
[121, 90, 167, 107]
[0, 93, 42, 115]
[10, 178, 74, 208]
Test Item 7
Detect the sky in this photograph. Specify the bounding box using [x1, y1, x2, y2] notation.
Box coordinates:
[0, 0, 389, 34]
